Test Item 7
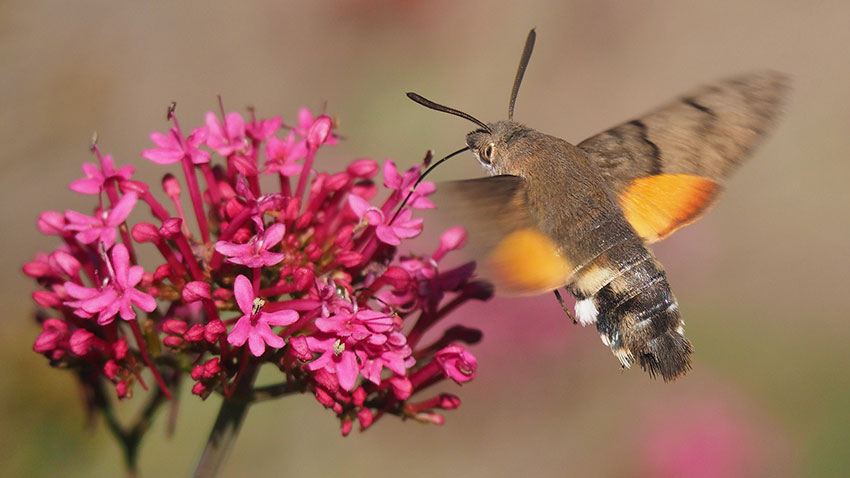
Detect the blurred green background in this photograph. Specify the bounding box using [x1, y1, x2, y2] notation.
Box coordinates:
[2, 1, 849, 476]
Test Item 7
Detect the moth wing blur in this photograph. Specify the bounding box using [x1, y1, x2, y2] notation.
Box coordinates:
[436, 175, 573, 295]
[577, 71, 788, 243]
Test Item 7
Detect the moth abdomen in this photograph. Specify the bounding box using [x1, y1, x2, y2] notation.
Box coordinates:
[573, 243, 693, 381]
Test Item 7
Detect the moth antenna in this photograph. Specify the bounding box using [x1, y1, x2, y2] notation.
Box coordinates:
[508, 29, 536, 120]
[406, 93, 491, 133]
[389, 146, 470, 224]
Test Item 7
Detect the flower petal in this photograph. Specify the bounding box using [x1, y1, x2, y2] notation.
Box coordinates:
[233, 275, 255, 315]
[130, 289, 157, 312]
[257, 323, 284, 349]
[262, 309, 299, 327]
[214, 241, 252, 258]
[337, 351, 359, 391]
[262, 223, 286, 249]
[69, 178, 102, 195]
[375, 224, 400, 245]
[107, 192, 138, 226]
[247, 331, 266, 357]
[110, 244, 131, 286]
[142, 147, 183, 165]
[227, 316, 251, 346]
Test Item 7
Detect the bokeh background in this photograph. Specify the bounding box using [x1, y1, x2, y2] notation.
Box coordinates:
[2, 1, 849, 476]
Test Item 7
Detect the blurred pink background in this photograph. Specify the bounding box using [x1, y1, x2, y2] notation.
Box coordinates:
[2, 1, 848, 476]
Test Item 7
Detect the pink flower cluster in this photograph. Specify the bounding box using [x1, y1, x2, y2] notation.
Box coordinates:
[26, 104, 492, 434]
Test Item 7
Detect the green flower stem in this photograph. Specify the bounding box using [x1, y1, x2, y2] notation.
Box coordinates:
[193, 361, 258, 478]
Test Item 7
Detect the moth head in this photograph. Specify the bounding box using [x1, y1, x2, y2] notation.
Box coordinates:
[467, 121, 530, 176]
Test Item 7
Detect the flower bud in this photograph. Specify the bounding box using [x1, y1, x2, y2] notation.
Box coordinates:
[37, 211, 65, 235]
[132, 222, 161, 242]
[293, 267, 314, 291]
[103, 360, 119, 379]
[204, 320, 226, 343]
[32, 290, 61, 308]
[184, 324, 205, 342]
[347, 159, 378, 178]
[70, 329, 95, 356]
[163, 336, 184, 348]
[307, 116, 332, 147]
[162, 174, 181, 198]
[357, 408, 374, 429]
[159, 218, 183, 238]
[182, 281, 212, 303]
[162, 319, 188, 335]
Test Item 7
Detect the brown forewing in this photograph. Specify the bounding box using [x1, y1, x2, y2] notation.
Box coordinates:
[577, 71, 789, 192]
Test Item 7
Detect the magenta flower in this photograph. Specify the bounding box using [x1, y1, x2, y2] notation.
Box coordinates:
[315, 308, 394, 344]
[306, 302, 414, 392]
[63, 243, 156, 325]
[142, 126, 210, 165]
[33, 318, 69, 359]
[214, 223, 286, 267]
[246, 115, 282, 142]
[63, 192, 138, 248]
[295, 108, 338, 145]
[70, 154, 135, 195]
[347, 194, 384, 226]
[226, 275, 299, 356]
[205, 111, 247, 156]
[375, 208, 423, 245]
[305, 335, 361, 390]
[37, 210, 66, 235]
[382, 158, 435, 209]
[348, 194, 423, 246]
[435, 345, 478, 384]
[263, 131, 307, 176]
[29, 106, 491, 475]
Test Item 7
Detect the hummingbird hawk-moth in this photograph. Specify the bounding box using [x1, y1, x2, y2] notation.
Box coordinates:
[406, 29, 788, 381]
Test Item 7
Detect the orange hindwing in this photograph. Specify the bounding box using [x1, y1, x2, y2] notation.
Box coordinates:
[619, 174, 720, 243]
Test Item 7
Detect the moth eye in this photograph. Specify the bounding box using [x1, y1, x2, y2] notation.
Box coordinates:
[482, 143, 494, 162]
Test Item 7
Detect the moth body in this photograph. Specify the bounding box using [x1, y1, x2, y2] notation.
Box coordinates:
[468, 121, 692, 379]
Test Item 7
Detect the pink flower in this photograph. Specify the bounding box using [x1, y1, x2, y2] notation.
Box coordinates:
[307, 305, 413, 391]
[347, 194, 384, 227]
[63, 192, 138, 248]
[435, 345, 477, 384]
[348, 194, 423, 246]
[433, 226, 467, 261]
[70, 155, 135, 195]
[214, 223, 286, 267]
[377, 209, 423, 246]
[63, 244, 157, 325]
[315, 308, 394, 345]
[37, 211, 66, 235]
[304, 335, 361, 391]
[227, 275, 299, 356]
[142, 126, 210, 165]
[30, 105, 489, 445]
[205, 111, 247, 156]
[263, 131, 307, 176]
[382, 159, 435, 209]
[356, 339, 412, 386]
[33, 319, 69, 357]
[246, 115, 282, 142]
[295, 108, 337, 146]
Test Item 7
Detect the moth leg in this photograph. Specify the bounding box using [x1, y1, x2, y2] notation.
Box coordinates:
[553, 289, 577, 324]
